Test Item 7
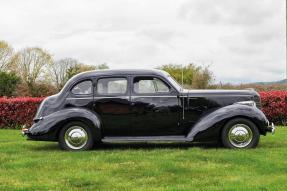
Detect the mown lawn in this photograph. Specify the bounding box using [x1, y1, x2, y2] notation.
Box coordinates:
[0, 128, 286, 191]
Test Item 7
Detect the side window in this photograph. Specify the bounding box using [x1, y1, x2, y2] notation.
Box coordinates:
[97, 78, 127, 95]
[71, 80, 92, 95]
[154, 78, 170, 93]
[133, 77, 170, 94]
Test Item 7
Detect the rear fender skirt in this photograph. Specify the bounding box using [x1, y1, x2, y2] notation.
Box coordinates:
[186, 104, 268, 141]
[29, 108, 101, 138]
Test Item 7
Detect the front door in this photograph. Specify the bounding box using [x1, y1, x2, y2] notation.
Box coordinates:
[93, 76, 132, 136]
[130, 76, 183, 136]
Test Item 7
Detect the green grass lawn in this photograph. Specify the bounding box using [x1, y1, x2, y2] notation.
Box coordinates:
[0, 128, 287, 191]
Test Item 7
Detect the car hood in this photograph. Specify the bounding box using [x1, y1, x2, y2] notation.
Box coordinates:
[182, 89, 261, 109]
[182, 89, 259, 96]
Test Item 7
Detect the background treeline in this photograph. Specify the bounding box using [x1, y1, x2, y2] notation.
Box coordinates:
[0, 39, 285, 98]
[1, 40, 287, 127]
[0, 40, 109, 97]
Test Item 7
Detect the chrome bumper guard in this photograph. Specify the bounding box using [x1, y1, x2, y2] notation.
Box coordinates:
[21, 125, 29, 136]
[266, 122, 275, 135]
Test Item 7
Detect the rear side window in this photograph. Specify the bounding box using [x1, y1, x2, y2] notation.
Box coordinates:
[97, 78, 127, 95]
[71, 80, 93, 95]
[133, 77, 170, 94]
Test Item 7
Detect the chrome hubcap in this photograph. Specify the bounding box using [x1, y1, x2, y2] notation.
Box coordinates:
[228, 124, 253, 148]
[64, 126, 88, 150]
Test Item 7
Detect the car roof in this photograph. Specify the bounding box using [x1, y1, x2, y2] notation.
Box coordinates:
[72, 69, 170, 80]
[61, 69, 178, 94]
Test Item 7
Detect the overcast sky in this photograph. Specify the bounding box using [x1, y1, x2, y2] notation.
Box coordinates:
[0, 0, 285, 83]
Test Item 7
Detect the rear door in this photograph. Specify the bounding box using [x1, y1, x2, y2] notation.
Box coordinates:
[130, 75, 182, 136]
[65, 79, 94, 109]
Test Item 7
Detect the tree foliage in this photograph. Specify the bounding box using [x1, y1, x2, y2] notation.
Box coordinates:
[0, 71, 20, 97]
[66, 63, 109, 79]
[191, 66, 213, 89]
[158, 63, 213, 89]
[95, 63, 109, 70]
[49, 58, 78, 90]
[12, 47, 52, 96]
[0, 41, 14, 71]
[66, 63, 96, 79]
[0, 39, 217, 97]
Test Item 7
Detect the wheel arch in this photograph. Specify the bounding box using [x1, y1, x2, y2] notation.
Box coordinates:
[218, 115, 266, 136]
[220, 116, 260, 148]
[187, 104, 268, 141]
[54, 116, 102, 142]
[28, 108, 102, 142]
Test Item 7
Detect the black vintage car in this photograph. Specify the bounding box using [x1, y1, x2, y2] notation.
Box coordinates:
[22, 69, 275, 151]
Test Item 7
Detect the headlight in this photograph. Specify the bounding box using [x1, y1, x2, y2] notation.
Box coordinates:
[235, 101, 256, 107]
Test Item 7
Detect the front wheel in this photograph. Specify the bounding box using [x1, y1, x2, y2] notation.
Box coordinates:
[221, 118, 260, 149]
[59, 121, 94, 151]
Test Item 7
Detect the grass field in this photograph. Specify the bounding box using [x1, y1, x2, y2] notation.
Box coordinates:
[0, 128, 286, 191]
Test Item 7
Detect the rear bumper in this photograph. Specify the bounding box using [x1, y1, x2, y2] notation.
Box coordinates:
[21, 127, 29, 136]
[266, 122, 275, 134]
[21, 125, 57, 141]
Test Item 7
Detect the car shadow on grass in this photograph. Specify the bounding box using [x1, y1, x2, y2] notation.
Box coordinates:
[30, 142, 222, 151]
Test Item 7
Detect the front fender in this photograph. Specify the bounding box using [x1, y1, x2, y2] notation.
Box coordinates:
[29, 108, 101, 140]
[187, 104, 268, 141]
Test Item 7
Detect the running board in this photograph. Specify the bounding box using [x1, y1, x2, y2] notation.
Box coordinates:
[102, 136, 190, 142]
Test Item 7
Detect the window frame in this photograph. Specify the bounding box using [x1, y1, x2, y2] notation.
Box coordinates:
[132, 75, 173, 95]
[95, 76, 129, 96]
[70, 79, 93, 96]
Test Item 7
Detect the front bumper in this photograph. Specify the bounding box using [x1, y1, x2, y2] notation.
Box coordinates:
[266, 122, 275, 134]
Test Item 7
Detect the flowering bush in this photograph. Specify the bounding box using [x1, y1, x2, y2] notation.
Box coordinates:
[0, 97, 44, 129]
[260, 91, 287, 125]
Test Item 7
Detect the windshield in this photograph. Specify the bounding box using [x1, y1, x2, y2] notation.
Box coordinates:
[167, 75, 182, 92]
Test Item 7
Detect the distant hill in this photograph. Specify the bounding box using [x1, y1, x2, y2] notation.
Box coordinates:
[253, 79, 287, 85]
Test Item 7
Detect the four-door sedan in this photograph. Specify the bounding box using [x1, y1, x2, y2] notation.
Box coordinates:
[22, 69, 275, 151]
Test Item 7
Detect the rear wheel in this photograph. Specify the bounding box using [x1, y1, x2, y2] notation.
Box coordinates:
[221, 118, 260, 149]
[59, 121, 94, 151]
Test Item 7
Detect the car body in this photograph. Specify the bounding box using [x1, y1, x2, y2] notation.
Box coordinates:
[22, 69, 275, 150]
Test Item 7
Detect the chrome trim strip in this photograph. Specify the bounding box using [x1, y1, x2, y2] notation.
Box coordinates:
[67, 95, 244, 99]
[131, 95, 177, 98]
[179, 94, 251, 97]
[94, 96, 130, 99]
[66, 97, 93, 100]
[68, 95, 226, 99]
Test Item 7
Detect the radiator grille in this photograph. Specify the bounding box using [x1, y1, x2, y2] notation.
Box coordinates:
[253, 96, 261, 109]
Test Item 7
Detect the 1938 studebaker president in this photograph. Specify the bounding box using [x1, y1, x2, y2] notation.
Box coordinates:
[22, 69, 275, 151]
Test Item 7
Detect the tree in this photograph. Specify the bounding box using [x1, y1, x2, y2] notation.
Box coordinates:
[158, 63, 213, 89]
[49, 58, 78, 90]
[66, 63, 95, 79]
[12, 47, 52, 96]
[0, 41, 14, 71]
[0, 71, 20, 97]
[66, 63, 109, 79]
[158, 64, 197, 86]
[95, 63, 109, 70]
[191, 66, 213, 89]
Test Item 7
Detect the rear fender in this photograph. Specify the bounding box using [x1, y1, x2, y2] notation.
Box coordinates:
[29, 108, 101, 140]
[186, 104, 268, 141]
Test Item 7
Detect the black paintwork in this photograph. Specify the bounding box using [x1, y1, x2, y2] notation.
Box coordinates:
[25, 69, 271, 143]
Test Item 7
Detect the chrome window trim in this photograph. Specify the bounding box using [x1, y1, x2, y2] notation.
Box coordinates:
[66, 95, 180, 99]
